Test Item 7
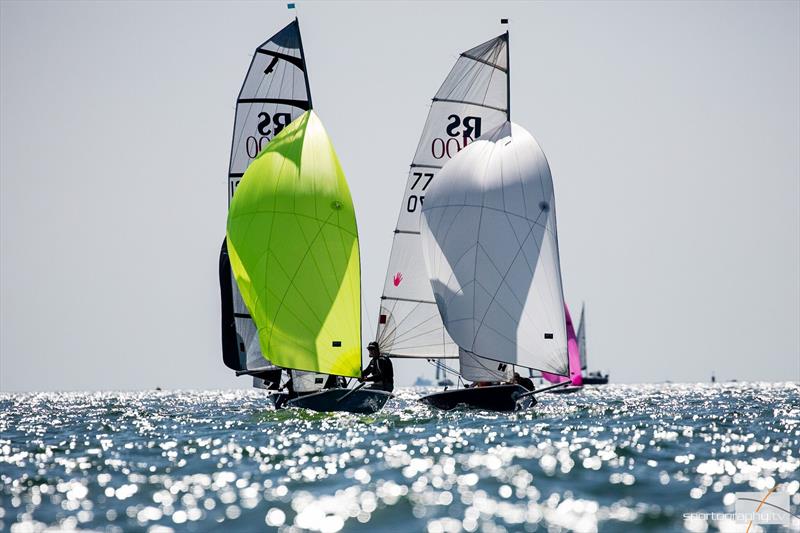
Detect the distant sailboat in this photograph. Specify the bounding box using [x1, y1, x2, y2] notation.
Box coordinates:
[220, 17, 388, 414]
[576, 304, 610, 385]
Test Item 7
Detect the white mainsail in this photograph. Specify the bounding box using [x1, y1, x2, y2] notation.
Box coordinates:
[220, 19, 312, 385]
[420, 121, 569, 376]
[377, 34, 510, 359]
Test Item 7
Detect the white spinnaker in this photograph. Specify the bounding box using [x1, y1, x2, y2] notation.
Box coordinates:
[459, 348, 513, 382]
[577, 304, 587, 370]
[221, 19, 312, 382]
[377, 34, 509, 359]
[420, 122, 569, 376]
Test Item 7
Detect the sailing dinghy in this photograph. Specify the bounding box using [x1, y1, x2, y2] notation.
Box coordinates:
[576, 304, 609, 384]
[220, 17, 388, 414]
[375, 31, 521, 395]
[412, 28, 572, 411]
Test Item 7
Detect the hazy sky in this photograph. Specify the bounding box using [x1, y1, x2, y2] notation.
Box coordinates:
[1, 1, 798, 391]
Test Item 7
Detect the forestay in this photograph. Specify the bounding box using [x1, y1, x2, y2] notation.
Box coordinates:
[420, 121, 569, 376]
[226, 111, 362, 378]
[220, 19, 312, 379]
[377, 34, 509, 359]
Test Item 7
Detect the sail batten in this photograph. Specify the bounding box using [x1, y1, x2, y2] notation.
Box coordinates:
[376, 33, 509, 359]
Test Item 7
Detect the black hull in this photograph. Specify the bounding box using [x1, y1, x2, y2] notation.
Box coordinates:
[547, 385, 583, 394]
[420, 384, 534, 412]
[582, 376, 609, 385]
[271, 388, 390, 414]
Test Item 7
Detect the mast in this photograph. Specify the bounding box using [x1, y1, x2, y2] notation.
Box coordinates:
[502, 18, 510, 120]
[295, 17, 314, 109]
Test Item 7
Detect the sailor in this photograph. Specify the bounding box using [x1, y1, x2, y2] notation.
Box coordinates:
[513, 372, 535, 391]
[359, 342, 394, 392]
[274, 376, 297, 409]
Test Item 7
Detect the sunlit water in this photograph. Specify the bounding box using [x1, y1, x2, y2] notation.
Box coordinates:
[1, 383, 798, 533]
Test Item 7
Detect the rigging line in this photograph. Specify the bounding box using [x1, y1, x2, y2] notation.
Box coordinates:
[429, 358, 458, 374]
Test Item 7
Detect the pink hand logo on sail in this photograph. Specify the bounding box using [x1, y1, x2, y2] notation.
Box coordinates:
[393, 272, 403, 287]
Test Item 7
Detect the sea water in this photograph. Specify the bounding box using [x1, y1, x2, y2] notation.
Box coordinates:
[0, 383, 797, 533]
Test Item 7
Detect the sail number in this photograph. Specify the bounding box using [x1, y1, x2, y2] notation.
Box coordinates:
[244, 112, 293, 159]
[245, 136, 270, 158]
[407, 172, 433, 212]
[431, 114, 483, 159]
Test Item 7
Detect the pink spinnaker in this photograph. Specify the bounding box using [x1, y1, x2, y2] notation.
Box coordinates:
[542, 304, 583, 386]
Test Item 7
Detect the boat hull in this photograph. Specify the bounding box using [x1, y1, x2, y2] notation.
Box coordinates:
[582, 375, 609, 385]
[420, 384, 534, 412]
[272, 388, 391, 414]
[547, 385, 583, 394]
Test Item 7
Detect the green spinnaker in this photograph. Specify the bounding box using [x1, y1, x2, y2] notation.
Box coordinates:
[226, 110, 361, 378]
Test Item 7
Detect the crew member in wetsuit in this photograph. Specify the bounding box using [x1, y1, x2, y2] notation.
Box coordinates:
[513, 372, 535, 392]
[359, 342, 394, 392]
[274, 376, 296, 409]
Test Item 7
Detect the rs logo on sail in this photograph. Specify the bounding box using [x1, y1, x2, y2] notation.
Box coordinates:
[431, 115, 482, 159]
[245, 112, 293, 158]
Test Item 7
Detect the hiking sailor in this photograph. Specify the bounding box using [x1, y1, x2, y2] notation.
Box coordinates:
[359, 342, 394, 392]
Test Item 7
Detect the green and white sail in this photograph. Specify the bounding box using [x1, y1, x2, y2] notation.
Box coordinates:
[220, 19, 312, 380]
[377, 34, 509, 359]
[226, 111, 362, 378]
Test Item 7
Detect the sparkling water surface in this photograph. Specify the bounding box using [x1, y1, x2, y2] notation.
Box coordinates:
[1, 383, 798, 533]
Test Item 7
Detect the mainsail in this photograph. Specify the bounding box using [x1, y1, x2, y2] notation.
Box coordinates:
[577, 303, 587, 371]
[376, 34, 510, 359]
[226, 110, 362, 378]
[420, 121, 569, 377]
[220, 19, 312, 378]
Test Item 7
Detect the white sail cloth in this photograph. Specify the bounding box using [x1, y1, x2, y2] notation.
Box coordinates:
[292, 370, 326, 393]
[420, 121, 568, 375]
[376, 34, 509, 359]
[459, 348, 513, 382]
